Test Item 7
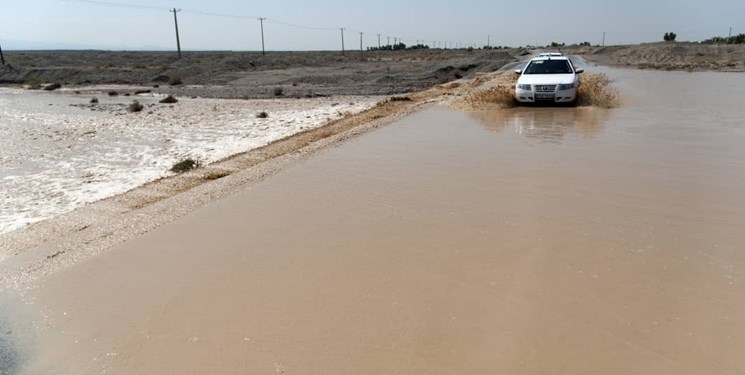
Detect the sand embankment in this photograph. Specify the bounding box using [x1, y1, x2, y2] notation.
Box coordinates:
[563, 42, 745, 71]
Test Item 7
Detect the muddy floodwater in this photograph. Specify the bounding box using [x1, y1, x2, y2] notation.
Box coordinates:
[5, 67, 745, 374]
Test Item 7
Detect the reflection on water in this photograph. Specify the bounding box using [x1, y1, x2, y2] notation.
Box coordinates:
[469, 107, 610, 143]
[0, 297, 32, 375]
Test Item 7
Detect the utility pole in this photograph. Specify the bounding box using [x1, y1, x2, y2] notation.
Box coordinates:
[602, 32, 606, 47]
[729, 27, 733, 38]
[0, 43, 5, 65]
[487, 35, 491, 48]
[359, 32, 363, 56]
[377, 34, 381, 49]
[340, 28, 346, 55]
[170, 8, 182, 58]
[387, 36, 390, 46]
[258, 17, 267, 56]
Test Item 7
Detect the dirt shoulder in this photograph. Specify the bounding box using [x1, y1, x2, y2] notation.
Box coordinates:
[0, 49, 517, 99]
[563, 42, 745, 72]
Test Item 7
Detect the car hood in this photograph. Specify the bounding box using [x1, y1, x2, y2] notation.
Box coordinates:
[518, 74, 575, 85]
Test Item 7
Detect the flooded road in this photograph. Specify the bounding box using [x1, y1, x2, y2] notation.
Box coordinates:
[9, 67, 745, 374]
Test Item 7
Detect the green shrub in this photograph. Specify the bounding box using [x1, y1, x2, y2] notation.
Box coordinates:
[169, 76, 183, 86]
[127, 100, 144, 112]
[159, 95, 178, 104]
[43, 83, 61, 91]
[170, 158, 200, 173]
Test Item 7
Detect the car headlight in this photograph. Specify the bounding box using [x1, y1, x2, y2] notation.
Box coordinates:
[517, 84, 532, 90]
[558, 83, 575, 90]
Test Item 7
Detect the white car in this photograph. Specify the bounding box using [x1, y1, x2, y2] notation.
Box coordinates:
[514, 56, 584, 104]
[538, 52, 563, 57]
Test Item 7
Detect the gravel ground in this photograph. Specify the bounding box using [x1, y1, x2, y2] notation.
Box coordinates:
[0, 49, 518, 98]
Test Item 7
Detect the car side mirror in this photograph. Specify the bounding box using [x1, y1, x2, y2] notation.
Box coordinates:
[575, 68, 585, 74]
[514, 69, 522, 75]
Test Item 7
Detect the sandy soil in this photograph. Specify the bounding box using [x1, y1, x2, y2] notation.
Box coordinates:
[563, 42, 745, 71]
[0, 49, 517, 98]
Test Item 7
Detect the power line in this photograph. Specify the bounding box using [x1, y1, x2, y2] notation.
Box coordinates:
[265, 18, 337, 31]
[55, 0, 168, 11]
[181, 9, 257, 19]
[46, 0, 483, 50]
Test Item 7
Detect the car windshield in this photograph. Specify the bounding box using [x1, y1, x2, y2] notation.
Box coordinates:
[524, 60, 573, 74]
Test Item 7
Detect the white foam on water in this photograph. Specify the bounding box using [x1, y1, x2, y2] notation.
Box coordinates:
[0, 89, 381, 235]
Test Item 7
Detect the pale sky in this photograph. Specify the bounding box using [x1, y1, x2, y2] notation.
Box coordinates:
[1, 0, 743, 50]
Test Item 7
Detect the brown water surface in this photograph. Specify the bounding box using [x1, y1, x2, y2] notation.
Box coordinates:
[16, 68, 745, 374]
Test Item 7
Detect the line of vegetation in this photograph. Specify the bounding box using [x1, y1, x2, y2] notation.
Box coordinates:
[367, 43, 428, 51]
[703, 33, 745, 44]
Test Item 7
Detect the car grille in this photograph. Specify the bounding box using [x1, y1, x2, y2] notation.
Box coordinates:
[534, 85, 557, 93]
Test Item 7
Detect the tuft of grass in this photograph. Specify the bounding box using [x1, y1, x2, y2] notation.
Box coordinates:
[108, 91, 119, 96]
[43, 83, 62, 91]
[170, 158, 201, 173]
[201, 170, 231, 181]
[24, 77, 43, 90]
[127, 100, 144, 113]
[273, 86, 283, 96]
[159, 94, 178, 104]
[169, 75, 183, 86]
[256, 111, 269, 118]
[90, 97, 99, 104]
[388, 96, 413, 102]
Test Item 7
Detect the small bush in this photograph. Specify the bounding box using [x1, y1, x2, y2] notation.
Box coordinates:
[108, 91, 119, 96]
[663, 32, 677, 42]
[43, 83, 61, 91]
[256, 111, 268, 118]
[24, 77, 43, 90]
[171, 158, 200, 173]
[159, 95, 178, 104]
[273, 87, 283, 96]
[134, 90, 151, 95]
[90, 97, 99, 104]
[388, 96, 412, 102]
[169, 76, 183, 86]
[127, 100, 144, 113]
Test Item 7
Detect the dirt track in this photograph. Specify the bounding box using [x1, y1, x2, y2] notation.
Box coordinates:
[0, 49, 518, 99]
